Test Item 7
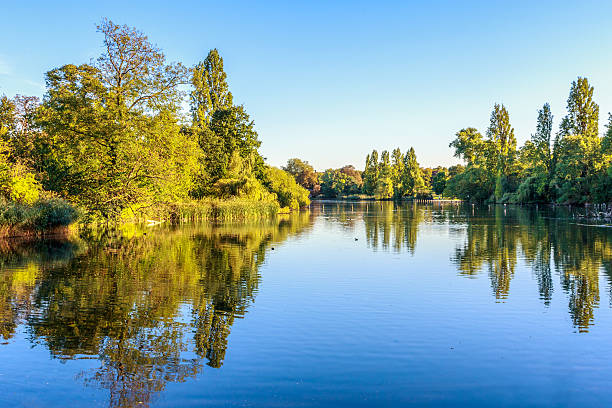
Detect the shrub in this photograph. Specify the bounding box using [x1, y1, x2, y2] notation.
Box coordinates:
[262, 167, 310, 209]
[0, 198, 79, 235]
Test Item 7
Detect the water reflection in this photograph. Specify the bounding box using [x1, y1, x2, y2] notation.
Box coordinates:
[0, 212, 313, 407]
[318, 201, 424, 253]
[4, 203, 612, 406]
[450, 205, 612, 332]
[317, 201, 612, 333]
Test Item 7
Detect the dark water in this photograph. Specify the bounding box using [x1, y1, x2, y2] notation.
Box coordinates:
[2, 202, 612, 407]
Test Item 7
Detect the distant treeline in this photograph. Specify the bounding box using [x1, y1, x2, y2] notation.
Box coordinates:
[0, 19, 309, 225]
[285, 77, 612, 204]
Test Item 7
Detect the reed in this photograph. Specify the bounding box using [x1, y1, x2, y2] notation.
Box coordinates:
[158, 199, 281, 222]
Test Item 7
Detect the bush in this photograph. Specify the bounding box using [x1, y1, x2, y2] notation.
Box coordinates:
[262, 167, 310, 209]
[0, 198, 79, 235]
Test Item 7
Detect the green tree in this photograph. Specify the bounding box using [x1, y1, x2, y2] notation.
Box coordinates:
[559, 77, 599, 139]
[484, 104, 516, 201]
[521, 103, 553, 173]
[516, 103, 554, 202]
[444, 165, 493, 202]
[391, 148, 404, 198]
[431, 167, 448, 195]
[363, 150, 379, 195]
[375, 151, 394, 199]
[449, 127, 485, 165]
[0, 96, 42, 204]
[191, 49, 233, 127]
[190, 49, 266, 198]
[203, 106, 265, 190]
[263, 167, 310, 209]
[553, 77, 605, 203]
[36, 20, 197, 218]
[5, 95, 42, 171]
[400, 147, 424, 197]
[320, 167, 362, 198]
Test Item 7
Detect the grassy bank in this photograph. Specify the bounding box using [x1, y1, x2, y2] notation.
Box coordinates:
[0, 199, 80, 238]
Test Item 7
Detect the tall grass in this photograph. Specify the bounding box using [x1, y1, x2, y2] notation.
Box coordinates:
[0, 199, 80, 237]
[157, 199, 280, 222]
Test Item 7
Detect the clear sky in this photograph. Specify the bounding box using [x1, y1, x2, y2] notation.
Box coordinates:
[1, 0, 611, 171]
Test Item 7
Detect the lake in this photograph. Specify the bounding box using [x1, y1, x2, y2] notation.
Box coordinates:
[2, 201, 612, 407]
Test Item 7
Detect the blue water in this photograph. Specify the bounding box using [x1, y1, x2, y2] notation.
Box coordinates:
[2, 202, 612, 407]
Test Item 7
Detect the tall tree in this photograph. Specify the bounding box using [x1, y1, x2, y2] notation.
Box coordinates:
[191, 49, 233, 127]
[391, 148, 404, 198]
[363, 150, 379, 195]
[486, 104, 516, 201]
[553, 77, 603, 203]
[375, 151, 393, 199]
[515, 103, 555, 202]
[559, 77, 599, 139]
[189, 49, 266, 198]
[1, 95, 43, 171]
[532, 103, 553, 172]
[487, 104, 516, 177]
[36, 19, 197, 218]
[401, 147, 424, 197]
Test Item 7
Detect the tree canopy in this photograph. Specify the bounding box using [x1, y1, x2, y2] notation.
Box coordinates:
[0, 19, 310, 221]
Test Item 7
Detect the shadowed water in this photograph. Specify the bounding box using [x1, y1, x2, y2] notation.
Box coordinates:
[2, 203, 612, 407]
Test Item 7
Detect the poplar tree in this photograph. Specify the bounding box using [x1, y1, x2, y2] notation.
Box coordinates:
[559, 77, 599, 139]
[533, 103, 553, 173]
[516, 103, 554, 202]
[486, 104, 516, 201]
[191, 49, 233, 127]
[375, 151, 394, 199]
[391, 148, 404, 198]
[401, 147, 424, 197]
[190, 49, 264, 197]
[363, 150, 379, 195]
[487, 104, 516, 177]
[553, 77, 602, 203]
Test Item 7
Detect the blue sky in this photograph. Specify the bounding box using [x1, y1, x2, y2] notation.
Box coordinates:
[1, 0, 611, 170]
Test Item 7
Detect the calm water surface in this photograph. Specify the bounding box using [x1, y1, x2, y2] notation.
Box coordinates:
[2, 202, 612, 407]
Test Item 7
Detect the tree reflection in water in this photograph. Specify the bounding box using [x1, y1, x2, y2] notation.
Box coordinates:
[321, 201, 612, 333]
[319, 201, 424, 253]
[0, 212, 313, 407]
[451, 204, 612, 332]
[4, 203, 612, 406]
